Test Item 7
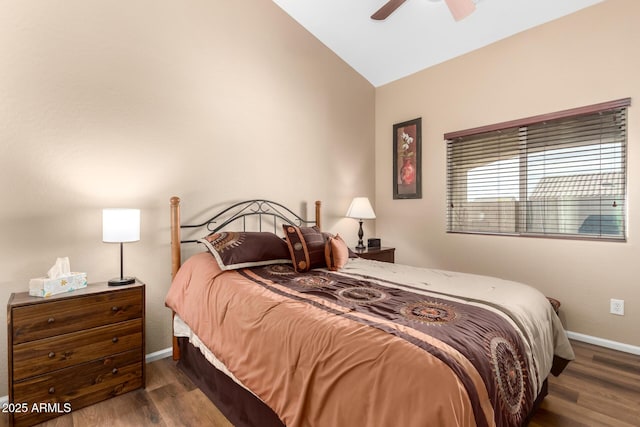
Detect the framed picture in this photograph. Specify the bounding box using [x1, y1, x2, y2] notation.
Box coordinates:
[393, 117, 422, 199]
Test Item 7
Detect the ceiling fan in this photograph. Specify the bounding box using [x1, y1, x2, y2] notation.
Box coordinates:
[371, 0, 476, 21]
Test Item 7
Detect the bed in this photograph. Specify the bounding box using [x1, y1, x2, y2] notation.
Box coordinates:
[165, 196, 575, 427]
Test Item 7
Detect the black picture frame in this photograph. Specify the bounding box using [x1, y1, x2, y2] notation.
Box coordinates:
[393, 117, 422, 199]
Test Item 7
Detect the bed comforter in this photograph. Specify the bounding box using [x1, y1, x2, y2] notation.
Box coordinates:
[165, 252, 574, 427]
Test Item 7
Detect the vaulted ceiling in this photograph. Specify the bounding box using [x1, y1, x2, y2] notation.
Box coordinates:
[272, 0, 604, 87]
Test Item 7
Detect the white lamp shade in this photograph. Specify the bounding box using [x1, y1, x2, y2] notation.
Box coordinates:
[102, 209, 140, 243]
[345, 197, 376, 220]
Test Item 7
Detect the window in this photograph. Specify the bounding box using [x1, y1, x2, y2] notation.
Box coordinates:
[446, 98, 629, 241]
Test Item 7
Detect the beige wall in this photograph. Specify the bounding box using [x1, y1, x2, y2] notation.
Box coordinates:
[0, 0, 375, 394]
[2, 0, 636, 401]
[375, 0, 640, 346]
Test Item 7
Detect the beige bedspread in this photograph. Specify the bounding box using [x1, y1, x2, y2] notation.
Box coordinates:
[165, 253, 574, 427]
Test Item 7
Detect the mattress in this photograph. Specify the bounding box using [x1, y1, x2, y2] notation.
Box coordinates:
[166, 253, 574, 427]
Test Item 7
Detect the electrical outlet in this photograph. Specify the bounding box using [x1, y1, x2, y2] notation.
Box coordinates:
[610, 299, 624, 316]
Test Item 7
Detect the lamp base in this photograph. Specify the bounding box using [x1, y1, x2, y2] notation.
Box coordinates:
[108, 276, 136, 286]
[355, 219, 366, 251]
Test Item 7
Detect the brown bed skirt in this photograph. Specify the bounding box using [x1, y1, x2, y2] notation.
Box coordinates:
[176, 337, 548, 426]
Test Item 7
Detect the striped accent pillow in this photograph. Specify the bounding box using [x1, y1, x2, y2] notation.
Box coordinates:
[282, 225, 327, 272]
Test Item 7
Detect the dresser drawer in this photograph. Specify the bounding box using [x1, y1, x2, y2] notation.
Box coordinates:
[11, 287, 142, 344]
[12, 318, 143, 381]
[12, 350, 143, 427]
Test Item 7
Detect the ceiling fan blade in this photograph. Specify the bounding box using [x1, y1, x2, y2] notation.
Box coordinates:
[444, 0, 476, 21]
[371, 0, 407, 20]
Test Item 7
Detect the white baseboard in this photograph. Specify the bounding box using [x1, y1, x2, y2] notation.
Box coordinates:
[0, 347, 174, 406]
[566, 331, 640, 355]
[145, 347, 173, 363]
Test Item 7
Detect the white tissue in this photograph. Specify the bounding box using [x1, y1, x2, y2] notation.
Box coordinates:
[47, 257, 71, 279]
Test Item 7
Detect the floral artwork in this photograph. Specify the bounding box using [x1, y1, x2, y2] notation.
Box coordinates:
[393, 118, 421, 199]
[399, 132, 416, 184]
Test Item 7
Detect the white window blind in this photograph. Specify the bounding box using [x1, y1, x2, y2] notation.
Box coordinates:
[446, 99, 629, 240]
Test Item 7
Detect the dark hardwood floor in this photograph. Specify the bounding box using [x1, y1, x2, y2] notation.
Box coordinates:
[0, 357, 233, 427]
[529, 340, 640, 427]
[1, 339, 637, 426]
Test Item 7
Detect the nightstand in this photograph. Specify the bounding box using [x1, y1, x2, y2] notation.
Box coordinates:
[7, 281, 145, 426]
[355, 247, 395, 263]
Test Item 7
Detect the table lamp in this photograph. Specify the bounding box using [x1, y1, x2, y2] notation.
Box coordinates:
[346, 197, 376, 250]
[102, 208, 140, 286]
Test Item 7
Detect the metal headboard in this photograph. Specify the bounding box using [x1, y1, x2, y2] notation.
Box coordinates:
[179, 199, 319, 243]
[170, 196, 321, 278]
[169, 196, 321, 360]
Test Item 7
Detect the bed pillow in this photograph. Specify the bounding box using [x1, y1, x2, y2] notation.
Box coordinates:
[325, 234, 349, 271]
[282, 225, 327, 272]
[199, 231, 292, 270]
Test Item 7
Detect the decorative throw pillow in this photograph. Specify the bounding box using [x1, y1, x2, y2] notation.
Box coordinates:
[199, 231, 292, 270]
[547, 297, 561, 315]
[325, 234, 349, 271]
[282, 225, 327, 272]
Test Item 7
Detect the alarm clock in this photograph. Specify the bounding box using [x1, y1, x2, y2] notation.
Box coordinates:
[367, 238, 381, 248]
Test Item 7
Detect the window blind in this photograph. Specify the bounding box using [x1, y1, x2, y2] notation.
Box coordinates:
[446, 99, 629, 240]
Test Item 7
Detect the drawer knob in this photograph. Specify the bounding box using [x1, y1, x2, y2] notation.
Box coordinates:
[112, 368, 119, 375]
[112, 337, 119, 343]
[48, 352, 55, 359]
[47, 317, 55, 324]
[48, 387, 55, 394]
[111, 306, 120, 312]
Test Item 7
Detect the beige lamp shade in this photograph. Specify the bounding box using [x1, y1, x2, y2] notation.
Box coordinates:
[345, 197, 376, 220]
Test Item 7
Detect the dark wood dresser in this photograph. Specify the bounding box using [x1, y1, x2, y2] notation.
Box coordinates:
[7, 281, 145, 426]
[355, 247, 395, 263]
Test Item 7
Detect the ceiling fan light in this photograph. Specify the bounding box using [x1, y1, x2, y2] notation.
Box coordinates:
[445, 0, 476, 21]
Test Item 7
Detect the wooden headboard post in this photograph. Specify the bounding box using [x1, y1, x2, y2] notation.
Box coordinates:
[170, 196, 181, 360]
[170, 196, 181, 280]
[315, 200, 321, 229]
[169, 196, 321, 361]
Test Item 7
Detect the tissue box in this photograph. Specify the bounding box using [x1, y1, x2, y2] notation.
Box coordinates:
[29, 273, 88, 297]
